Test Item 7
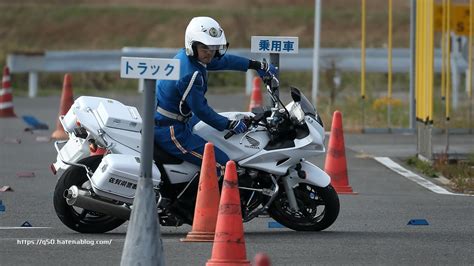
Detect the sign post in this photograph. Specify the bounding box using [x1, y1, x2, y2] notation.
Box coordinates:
[251, 36, 298, 98]
[120, 57, 179, 266]
[251, 36, 299, 72]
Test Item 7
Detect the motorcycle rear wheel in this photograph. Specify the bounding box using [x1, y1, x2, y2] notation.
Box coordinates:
[53, 155, 126, 233]
[268, 184, 340, 231]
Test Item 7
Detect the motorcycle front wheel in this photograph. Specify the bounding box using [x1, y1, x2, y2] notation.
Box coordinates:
[268, 183, 340, 231]
[53, 155, 126, 233]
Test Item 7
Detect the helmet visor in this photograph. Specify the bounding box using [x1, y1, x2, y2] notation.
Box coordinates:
[196, 43, 228, 56]
[197, 43, 225, 51]
[205, 44, 225, 51]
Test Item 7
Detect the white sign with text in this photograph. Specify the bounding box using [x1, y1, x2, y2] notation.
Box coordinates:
[251, 36, 299, 54]
[120, 57, 180, 80]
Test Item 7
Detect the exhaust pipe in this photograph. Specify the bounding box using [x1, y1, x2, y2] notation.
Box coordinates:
[64, 186, 131, 220]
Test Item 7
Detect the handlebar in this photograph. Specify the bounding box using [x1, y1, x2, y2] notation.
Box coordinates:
[263, 74, 279, 90]
[224, 116, 253, 140]
[224, 130, 235, 140]
[223, 75, 281, 141]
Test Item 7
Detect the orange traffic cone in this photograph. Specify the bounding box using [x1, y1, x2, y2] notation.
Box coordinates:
[51, 74, 74, 140]
[0, 66, 17, 118]
[181, 142, 220, 242]
[248, 77, 263, 112]
[207, 160, 250, 266]
[324, 111, 357, 194]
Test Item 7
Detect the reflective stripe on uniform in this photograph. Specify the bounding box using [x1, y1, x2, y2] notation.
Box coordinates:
[190, 150, 223, 171]
[156, 106, 188, 122]
[190, 151, 203, 159]
[170, 126, 224, 171]
[179, 70, 200, 117]
[170, 126, 187, 154]
[156, 71, 201, 122]
[180, 71, 199, 106]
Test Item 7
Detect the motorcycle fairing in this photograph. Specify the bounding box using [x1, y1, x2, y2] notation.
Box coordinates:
[287, 160, 331, 188]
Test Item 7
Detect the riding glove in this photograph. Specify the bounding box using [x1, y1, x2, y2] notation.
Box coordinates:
[249, 60, 277, 79]
[228, 119, 248, 134]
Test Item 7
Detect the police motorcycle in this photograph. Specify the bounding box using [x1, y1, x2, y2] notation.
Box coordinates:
[51, 74, 340, 233]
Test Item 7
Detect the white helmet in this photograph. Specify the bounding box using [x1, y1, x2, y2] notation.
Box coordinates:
[185, 16, 228, 57]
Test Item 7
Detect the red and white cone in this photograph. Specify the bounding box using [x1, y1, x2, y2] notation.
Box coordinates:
[0, 66, 17, 118]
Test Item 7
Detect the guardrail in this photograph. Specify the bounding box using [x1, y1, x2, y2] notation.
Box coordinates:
[6, 47, 468, 97]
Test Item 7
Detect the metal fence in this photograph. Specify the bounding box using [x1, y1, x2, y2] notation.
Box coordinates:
[6, 47, 469, 97]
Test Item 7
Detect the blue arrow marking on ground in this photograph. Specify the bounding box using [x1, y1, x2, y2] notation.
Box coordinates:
[22, 115, 49, 130]
[407, 219, 429, 225]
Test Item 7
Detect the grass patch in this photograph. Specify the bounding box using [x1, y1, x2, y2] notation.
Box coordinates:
[406, 156, 438, 178]
[405, 155, 474, 194]
[433, 154, 474, 194]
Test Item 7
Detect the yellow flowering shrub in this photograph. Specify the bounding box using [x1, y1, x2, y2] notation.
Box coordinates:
[372, 97, 402, 110]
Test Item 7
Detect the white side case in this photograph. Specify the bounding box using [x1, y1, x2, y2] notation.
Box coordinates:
[90, 154, 161, 204]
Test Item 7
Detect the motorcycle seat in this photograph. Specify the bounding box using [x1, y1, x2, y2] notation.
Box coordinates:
[153, 144, 183, 165]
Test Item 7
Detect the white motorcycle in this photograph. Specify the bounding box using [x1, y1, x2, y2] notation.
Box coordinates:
[51, 75, 340, 233]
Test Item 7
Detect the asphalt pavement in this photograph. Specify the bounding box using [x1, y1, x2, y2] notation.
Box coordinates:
[0, 94, 473, 265]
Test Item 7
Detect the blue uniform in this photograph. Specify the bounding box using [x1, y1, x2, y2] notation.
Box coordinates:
[154, 48, 249, 176]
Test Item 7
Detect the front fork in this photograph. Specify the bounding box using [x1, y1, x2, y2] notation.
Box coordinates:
[281, 161, 332, 212]
[281, 175, 299, 212]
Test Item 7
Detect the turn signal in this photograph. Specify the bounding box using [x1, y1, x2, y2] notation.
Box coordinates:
[50, 164, 57, 175]
[89, 143, 98, 153]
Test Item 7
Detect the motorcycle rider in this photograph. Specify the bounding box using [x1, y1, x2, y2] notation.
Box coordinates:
[154, 16, 276, 177]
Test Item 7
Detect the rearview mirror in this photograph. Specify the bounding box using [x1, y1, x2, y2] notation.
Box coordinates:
[290, 87, 301, 102]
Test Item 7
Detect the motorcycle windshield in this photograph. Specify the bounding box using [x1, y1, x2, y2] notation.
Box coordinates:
[299, 91, 317, 117]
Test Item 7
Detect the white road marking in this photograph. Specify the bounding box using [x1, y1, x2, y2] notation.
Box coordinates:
[374, 157, 473, 196]
[0, 227, 52, 230]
